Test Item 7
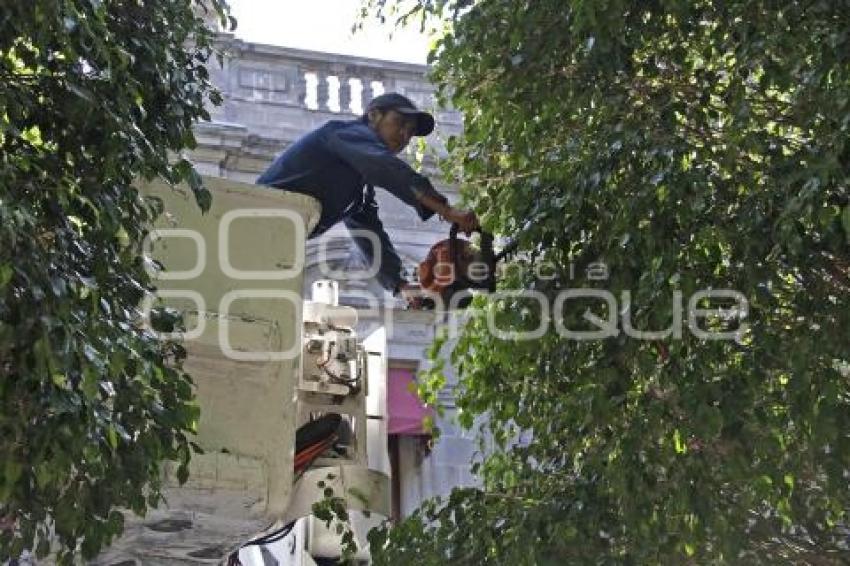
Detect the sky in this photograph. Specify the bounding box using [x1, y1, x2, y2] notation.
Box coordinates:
[226, 0, 432, 64]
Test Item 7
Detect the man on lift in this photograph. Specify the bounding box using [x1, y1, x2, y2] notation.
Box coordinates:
[257, 92, 478, 306]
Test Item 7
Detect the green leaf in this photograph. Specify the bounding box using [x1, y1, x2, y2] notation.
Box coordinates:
[35, 536, 51, 559]
[0, 263, 12, 289]
[673, 429, 686, 454]
[192, 186, 213, 214]
[106, 426, 118, 450]
[176, 463, 190, 485]
[1, 460, 22, 500]
[347, 486, 370, 507]
[81, 366, 99, 399]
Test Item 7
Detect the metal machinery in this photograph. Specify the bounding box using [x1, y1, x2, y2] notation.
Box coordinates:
[240, 280, 389, 565]
[95, 177, 389, 565]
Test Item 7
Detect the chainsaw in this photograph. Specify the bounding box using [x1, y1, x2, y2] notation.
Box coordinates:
[418, 223, 514, 309]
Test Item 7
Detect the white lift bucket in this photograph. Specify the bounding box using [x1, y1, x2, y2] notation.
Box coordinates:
[95, 177, 321, 564]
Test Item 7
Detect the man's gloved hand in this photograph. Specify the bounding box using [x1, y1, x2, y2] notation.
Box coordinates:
[397, 281, 425, 310]
[445, 208, 479, 235]
[417, 191, 479, 234]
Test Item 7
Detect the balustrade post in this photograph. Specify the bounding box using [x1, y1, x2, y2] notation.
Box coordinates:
[295, 69, 309, 109]
[361, 81, 374, 108]
[316, 73, 330, 112]
[338, 76, 352, 114]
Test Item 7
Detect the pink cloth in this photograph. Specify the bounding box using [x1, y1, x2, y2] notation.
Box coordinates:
[387, 368, 433, 435]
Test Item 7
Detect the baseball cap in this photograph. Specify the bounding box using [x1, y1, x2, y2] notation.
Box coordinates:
[366, 92, 435, 136]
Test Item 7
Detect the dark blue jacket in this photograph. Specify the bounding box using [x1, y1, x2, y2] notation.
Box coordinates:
[257, 119, 446, 292]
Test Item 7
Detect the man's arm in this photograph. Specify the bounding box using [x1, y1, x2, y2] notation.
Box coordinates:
[326, 124, 477, 230]
[326, 124, 435, 210]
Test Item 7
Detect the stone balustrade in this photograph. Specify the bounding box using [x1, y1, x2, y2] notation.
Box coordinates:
[203, 34, 462, 150]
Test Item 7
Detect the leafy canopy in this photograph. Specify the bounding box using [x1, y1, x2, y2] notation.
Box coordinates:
[365, 0, 850, 563]
[0, 1, 231, 562]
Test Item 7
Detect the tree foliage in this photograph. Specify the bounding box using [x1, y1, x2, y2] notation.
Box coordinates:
[365, 0, 850, 563]
[0, 1, 230, 561]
